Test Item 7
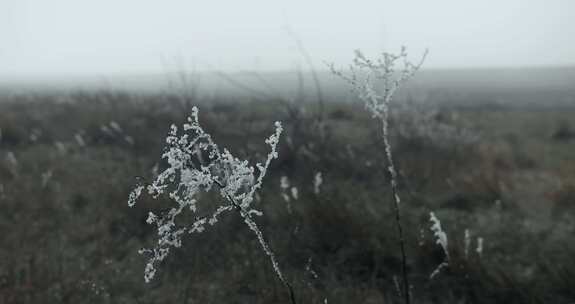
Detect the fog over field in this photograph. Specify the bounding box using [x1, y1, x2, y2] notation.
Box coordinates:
[2, 0, 575, 76]
[2, 1, 575, 304]
[2, 67, 575, 96]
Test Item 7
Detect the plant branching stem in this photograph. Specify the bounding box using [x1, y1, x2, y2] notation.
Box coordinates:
[212, 179, 296, 304]
[379, 100, 410, 304]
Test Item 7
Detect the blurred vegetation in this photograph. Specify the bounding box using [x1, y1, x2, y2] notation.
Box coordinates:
[0, 90, 574, 303]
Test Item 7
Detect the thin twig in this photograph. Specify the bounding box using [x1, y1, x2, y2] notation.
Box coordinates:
[380, 101, 410, 304]
[213, 179, 297, 304]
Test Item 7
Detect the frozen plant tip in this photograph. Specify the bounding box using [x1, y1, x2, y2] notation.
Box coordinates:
[429, 212, 449, 279]
[279, 175, 292, 213]
[128, 107, 288, 289]
[329, 47, 427, 122]
[476, 237, 484, 257]
[464, 229, 471, 260]
[330, 46, 427, 304]
[313, 172, 323, 195]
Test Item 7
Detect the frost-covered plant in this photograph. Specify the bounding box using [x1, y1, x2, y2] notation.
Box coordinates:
[330, 47, 426, 304]
[280, 175, 293, 213]
[4, 151, 19, 177]
[279, 175, 298, 213]
[29, 128, 42, 143]
[128, 107, 294, 301]
[101, 121, 135, 145]
[54, 141, 67, 155]
[476, 237, 484, 257]
[464, 229, 471, 260]
[291, 186, 299, 200]
[74, 132, 86, 147]
[429, 212, 449, 279]
[313, 172, 323, 195]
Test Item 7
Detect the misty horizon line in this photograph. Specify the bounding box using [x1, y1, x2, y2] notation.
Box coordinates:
[3, 62, 575, 81]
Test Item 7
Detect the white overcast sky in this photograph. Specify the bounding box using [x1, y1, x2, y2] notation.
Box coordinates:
[1, 0, 574, 77]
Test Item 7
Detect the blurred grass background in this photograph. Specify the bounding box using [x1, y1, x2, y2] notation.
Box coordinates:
[0, 89, 574, 303]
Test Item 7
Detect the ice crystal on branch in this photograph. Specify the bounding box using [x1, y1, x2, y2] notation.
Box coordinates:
[329, 47, 427, 121]
[313, 172, 323, 195]
[476, 237, 484, 257]
[464, 229, 471, 259]
[331, 47, 427, 304]
[128, 106, 285, 284]
[429, 212, 449, 279]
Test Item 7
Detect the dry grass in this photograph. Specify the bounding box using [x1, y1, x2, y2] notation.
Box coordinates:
[0, 90, 574, 303]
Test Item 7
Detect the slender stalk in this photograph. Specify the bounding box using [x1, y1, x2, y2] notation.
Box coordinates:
[213, 179, 296, 304]
[380, 107, 410, 304]
[331, 47, 427, 304]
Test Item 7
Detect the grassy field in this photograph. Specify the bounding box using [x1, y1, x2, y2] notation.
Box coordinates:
[0, 89, 574, 303]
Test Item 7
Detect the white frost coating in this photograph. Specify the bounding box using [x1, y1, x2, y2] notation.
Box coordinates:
[429, 212, 450, 279]
[281, 193, 291, 204]
[240, 121, 282, 209]
[313, 172, 323, 195]
[109, 121, 122, 133]
[290, 187, 298, 200]
[329, 48, 427, 204]
[279, 175, 292, 213]
[476, 237, 484, 257]
[128, 185, 144, 207]
[430, 212, 448, 253]
[280, 176, 290, 190]
[127, 106, 285, 283]
[464, 229, 471, 260]
[242, 212, 286, 285]
[305, 257, 319, 280]
[5, 151, 18, 167]
[74, 133, 86, 147]
[330, 47, 426, 302]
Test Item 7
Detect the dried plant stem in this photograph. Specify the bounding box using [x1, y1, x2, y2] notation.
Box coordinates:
[377, 95, 410, 304]
[330, 47, 427, 304]
[214, 179, 296, 304]
[243, 213, 296, 304]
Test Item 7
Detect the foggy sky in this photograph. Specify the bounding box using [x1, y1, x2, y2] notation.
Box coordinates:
[1, 0, 574, 78]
